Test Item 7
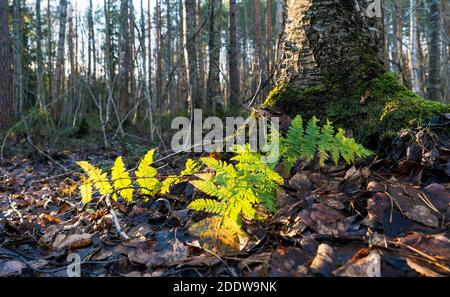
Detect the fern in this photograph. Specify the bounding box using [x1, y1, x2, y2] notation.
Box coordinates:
[79, 175, 93, 204]
[135, 149, 160, 197]
[280, 116, 373, 173]
[77, 161, 113, 197]
[74, 114, 372, 252]
[188, 144, 283, 249]
[111, 157, 134, 202]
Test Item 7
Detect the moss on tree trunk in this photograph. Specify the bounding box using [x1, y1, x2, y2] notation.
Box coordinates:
[263, 0, 449, 148]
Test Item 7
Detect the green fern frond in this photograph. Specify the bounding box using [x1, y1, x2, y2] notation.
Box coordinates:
[188, 199, 225, 214]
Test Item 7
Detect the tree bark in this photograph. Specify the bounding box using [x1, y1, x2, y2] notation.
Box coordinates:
[207, 0, 222, 113]
[428, 0, 441, 101]
[156, 0, 163, 110]
[443, 0, 450, 103]
[13, 0, 24, 115]
[88, 0, 96, 83]
[409, 0, 420, 94]
[51, 0, 68, 104]
[262, 0, 448, 146]
[266, 0, 273, 75]
[0, 0, 14, 129]
[119, 0, 130, 118]
[184, 0, 200, 113]
[36, 0, 46, 112]
[228, 0, 240, 106]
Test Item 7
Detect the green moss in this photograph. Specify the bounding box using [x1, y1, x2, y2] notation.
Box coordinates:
[262, 83, 326, 113]
[263, 72, 449, 148]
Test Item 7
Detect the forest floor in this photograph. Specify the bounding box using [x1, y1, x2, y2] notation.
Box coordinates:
[0, 116, 449, 277]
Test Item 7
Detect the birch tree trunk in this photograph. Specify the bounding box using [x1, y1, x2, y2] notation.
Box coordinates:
[262, 0, 448, 145]
[0, 0, 13, 129]
[428, 0, 441, 101]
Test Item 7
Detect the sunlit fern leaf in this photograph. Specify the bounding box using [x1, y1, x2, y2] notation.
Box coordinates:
[188, 198, 225, 214]
[195, 172, 215, 181]
[77, 161, 113, 196]
[135, 149, 160, 196]
[190, 179, 218, 197]
[79, 176, 93, 204]
[111, 156, 134, 203]
[160, 176, 180, 194]
[181, 159, 199, 176]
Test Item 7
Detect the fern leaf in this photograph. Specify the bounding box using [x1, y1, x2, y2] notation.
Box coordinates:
[188, 199, 225, 214]
[303, 116, 320, 161]
[135, 149, 159, 196]
[77, 161, 113, 196]
[160, 176, 180, 194]
[181, 159, 199, 176]
[190, 179, 218, 196]
[111, 157, 134, 203]
[318, 120, 335, 166]
[79, 176, 93, 204]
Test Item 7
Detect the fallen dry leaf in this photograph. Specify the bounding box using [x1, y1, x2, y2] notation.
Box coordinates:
[58, 233, 93, 250]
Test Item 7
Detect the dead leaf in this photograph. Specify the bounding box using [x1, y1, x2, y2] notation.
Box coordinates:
[333, 252, 381, 277]
[310, 243, 334, 276]
[269, 247, 312, 277]
[58, 233, 93, 250]
[128, 248, 152, 265]
[0, 260, 25, 277]
[406, 258, 444, 277]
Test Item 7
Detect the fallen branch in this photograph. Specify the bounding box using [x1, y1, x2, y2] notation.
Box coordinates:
[105, 195, 130, 240]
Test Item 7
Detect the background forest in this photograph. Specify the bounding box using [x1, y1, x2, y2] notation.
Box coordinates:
[0, 0, 450, 278]
[0, 0, 448, 155]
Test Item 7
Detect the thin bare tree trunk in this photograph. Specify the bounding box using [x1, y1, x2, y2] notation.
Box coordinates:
[47, 0, 53, 97]
[443, 0, 449, 102]
[36, 0, 46, 112]
[184, 0, 200, 114]
[266, 0, 273, 75]
[147, 0, 153, 103]
[68, 4, 76, 114]
[428, 0, 441, 101]
[119, 0, 130, 118]
[409, 0, 420, 94]
[13, 0, 24, 116]
[207, 0, 222, 113]
[51, 0, 68, 105]
[0, 0, 14, 129]
[255, 0, 265, 101]
[228, 0, 240, 106]
[156, 0, 163, 111]
[104, 0, 114, 123]
[87, 0, 96, 83]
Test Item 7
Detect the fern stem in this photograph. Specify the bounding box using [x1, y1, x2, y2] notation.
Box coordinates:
[105, 194, 130, 240]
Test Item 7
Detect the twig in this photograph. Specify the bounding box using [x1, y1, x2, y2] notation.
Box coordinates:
[26, 135, 68, 171]
[105, 195, 130, 240]
[7, 196, 23, 223]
